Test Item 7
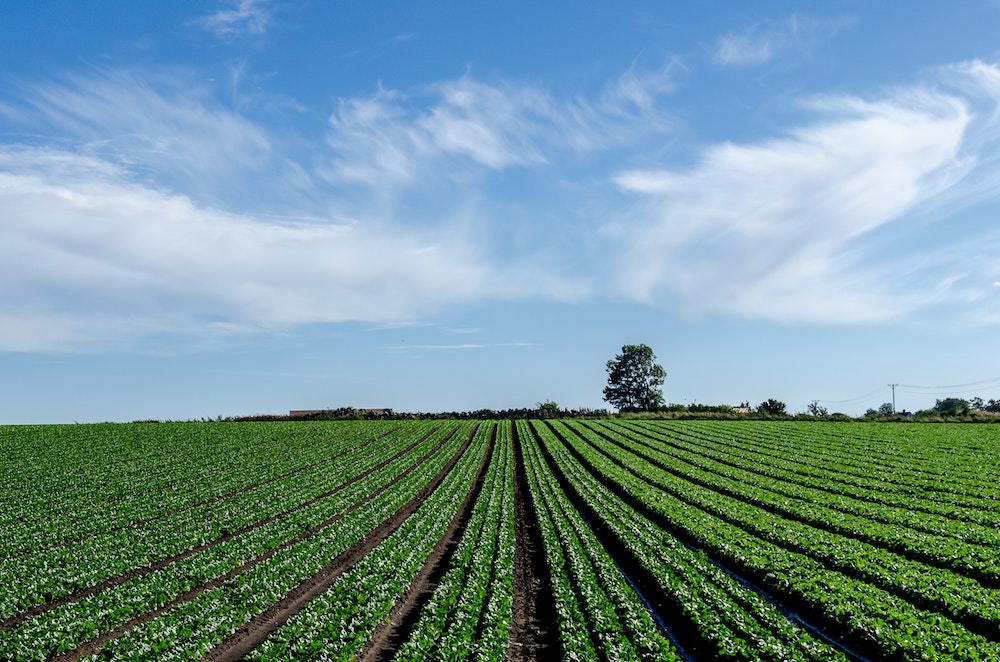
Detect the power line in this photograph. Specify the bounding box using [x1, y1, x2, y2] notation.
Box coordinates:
[898, 376, 1000, 391]
[818, 377, 1000, 411]
[898, 388, 1000, 398]
[816, 387, 886, 405]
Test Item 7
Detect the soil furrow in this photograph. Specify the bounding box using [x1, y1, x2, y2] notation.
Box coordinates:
[536, 421, 718, 660]
[550, 421, 875, 662]
[5, 425, 406, 561]
[584, 421, 1000, 630]
[357, 422, 497, 662]
[508, 421, 561, 662]
[202, 423, 479, 662]
[3, 424, 442, 633]
[615, 419, 983, 523]
[11, 425, 397, 528]
[602, 420, 1000, 586]
[48, 424, 462, 662]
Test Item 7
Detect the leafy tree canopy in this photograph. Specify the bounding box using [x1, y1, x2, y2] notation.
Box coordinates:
[807, 401, 828, 417]
[933, 397, 970, 416]
[603, 344, 666, 412]
[536, 400, 560, 418]
[758, 398, 787, 416]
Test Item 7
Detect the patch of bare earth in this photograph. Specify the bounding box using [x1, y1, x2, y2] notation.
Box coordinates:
[44, 425, 456, 662]
[203, 424, 480, 662]
[357, 422, 497, 662]
[544, 420, 870, 662]
[7, 425, 406, 561]
[508, 421, 561, 661]
[8, 425, 439, 635]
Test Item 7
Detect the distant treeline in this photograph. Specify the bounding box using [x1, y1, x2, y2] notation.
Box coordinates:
[217, 406, 612, 422]
[165, 397, 1000, 424]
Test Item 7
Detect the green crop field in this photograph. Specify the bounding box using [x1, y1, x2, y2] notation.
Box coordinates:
[2, 419, 998, 661]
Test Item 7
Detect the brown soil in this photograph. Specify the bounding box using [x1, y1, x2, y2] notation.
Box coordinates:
[357, 422, 497, 662]
[536, 420, 696, 659]
[203, 424, 479, 662]
[9, 425, 405, 560]
[42, 425, 458, 662]
[8, 424, 439, 634]
[545, 420, 872, 662]
[15, 424, 401, 528]
[508, 421, 561, 661]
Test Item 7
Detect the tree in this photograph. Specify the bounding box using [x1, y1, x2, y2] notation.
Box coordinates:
[878, 402, 895, 416]
[603, 344, 666, 412]
[536, 400, 560, 418]
[807, 401, 828, 417]
[933, 397, 970, 416]
[758, 398, 787, 416]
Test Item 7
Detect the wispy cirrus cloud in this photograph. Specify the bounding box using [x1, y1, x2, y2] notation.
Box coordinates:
[323, 78, 553, 188]
[557, 58, 678, 153]
[1, 60, 681, 352]
[715, 14, 851, 66]
[196, 0, 273, 39]
[0, 145, 583, 352]
[12, 52, 1000, 355]
[385, 342, 534, 351]
[0, 64, 607, 353]
[613, 61, 1000, 324]
[339, 32, 416, 61]
[2, 68, 285, 209]
[323, 61, 678, 188]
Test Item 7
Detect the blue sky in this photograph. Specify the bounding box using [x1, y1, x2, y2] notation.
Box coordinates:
[4, 1, 1000, 423]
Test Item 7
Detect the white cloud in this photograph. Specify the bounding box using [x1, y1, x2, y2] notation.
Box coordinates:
[323, 63, 678, 187]
[5, 69, 283, 207]
[420, 78, 550, 168]
[556, 59, 678, 152]
[716, 30, 775, 66]
[612, 65, 1000, 323]
[323, 78, 553, 188]
[0, 147, 581, 352]
[3, 65, 649, 352]
[384, 342, 534, 351]
[197, 0, 272, 38]
[715, 14, 851, 66]
[13, 55, 1000, 353]
[600, 58, 678, 115]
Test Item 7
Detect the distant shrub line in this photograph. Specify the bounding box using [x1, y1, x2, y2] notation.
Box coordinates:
[149, 403, 1000, 424]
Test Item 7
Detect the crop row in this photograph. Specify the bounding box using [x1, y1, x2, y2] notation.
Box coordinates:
[5, 419, 998, 661]
[591, 421, 1000, 583]
[644, 421, 958, 499]
[778, 421, 1000, 487]
[2, 422, 415, 559]
[0, 422, 442, 624]
[70, 424, 475, 662]
[536, 420, 846, 661]
[246, 422, 494, 661]
[392, 420, 515, 661]
[654, 420, 1000, 508]
[617, 420, 1000, 534]
[517, 420, 680, 661]
[0, 421, 384, 537]
[1, 424, 467, 660]
[0, 422, 399, 527]
[576, 421, 1000, 634]
[558, 422, 997, 659]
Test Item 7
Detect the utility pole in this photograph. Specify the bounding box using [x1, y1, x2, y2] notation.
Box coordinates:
[888, 383, 898, 414]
